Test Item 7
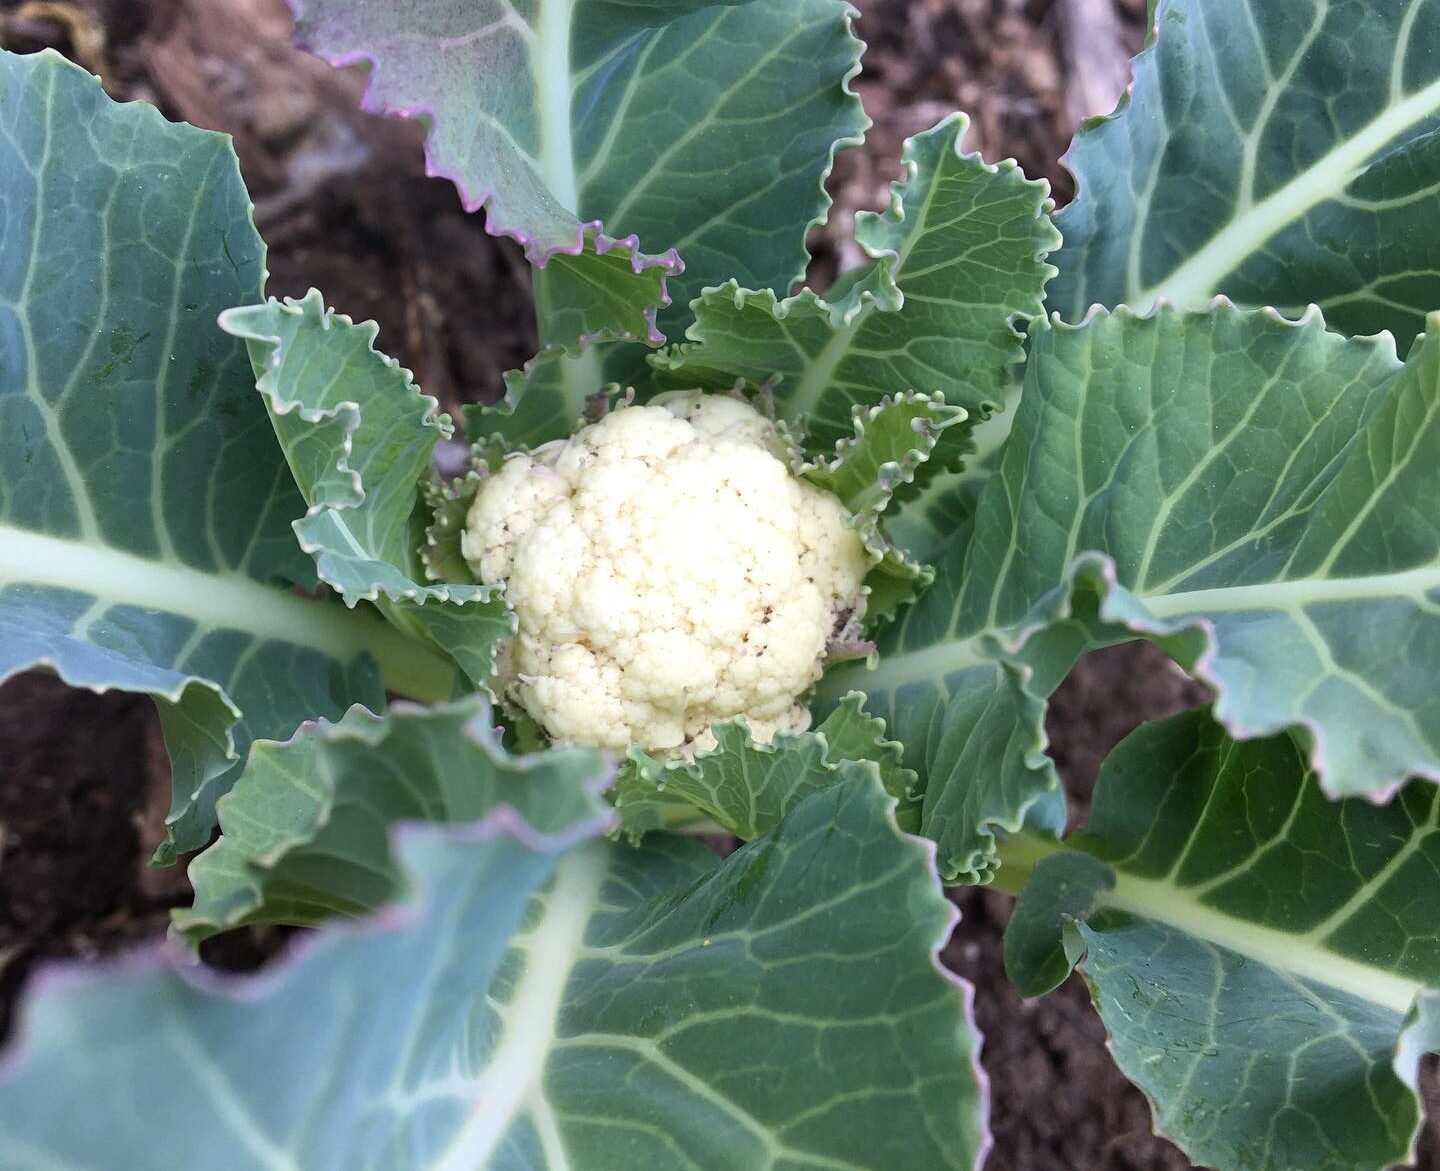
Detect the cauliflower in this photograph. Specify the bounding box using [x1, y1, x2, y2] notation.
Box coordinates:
[462, 392, 868, 753]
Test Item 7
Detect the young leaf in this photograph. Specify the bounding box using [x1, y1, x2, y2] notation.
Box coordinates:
[465, 342, 644, 455]
[221, 292, 513, 692]
[658, 115, 1059, 453]
[529, 229, 673, 351]
[1002, 710, 1440, 1171]
[179, 696, 612, 939]
[800, 391, 971, 522]
[420, 472, 481, 585]
[825, 303, 1440, 881]
[614, 693, 920, 840]
[0, 50, 444, 860]
[1052, 0, 1440, 340]
[291, 0, 868, 340]
[2, 777, 986, 1171]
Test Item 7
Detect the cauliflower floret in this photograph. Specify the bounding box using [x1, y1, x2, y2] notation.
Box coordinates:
[463, 393, 868, 753]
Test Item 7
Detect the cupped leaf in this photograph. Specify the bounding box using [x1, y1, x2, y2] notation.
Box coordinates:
[220, 291, 513, 691]
[800, 391, 970, 523]
[658, 115, 1059, 454]
[1053, 0, 1440, 340]
[882, 383, 1022, 566]
[1000, 710, 1440, 1171]
[180, 696, 612, 940]
[420, 471, 482, 585]
[0, 50, 444, 859]
[465, 342, 643, 455]
[614, 692, 920, 840]
[291, 0, 868, 340]
[3, 775, 986, 1171]
[825, 303, 1440, 880]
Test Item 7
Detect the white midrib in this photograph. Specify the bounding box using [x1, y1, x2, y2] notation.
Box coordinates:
[848, 563, 1440, 695]
[429, 847, 602, 1171]
[536, 0, 579, 212]
[1107, 871, 1422, 1014]
[785, 312, 864, 421]
[0, 525, 455, 701]
[998, 834, 1423, 1014]
[1134, 71, 1440, 309]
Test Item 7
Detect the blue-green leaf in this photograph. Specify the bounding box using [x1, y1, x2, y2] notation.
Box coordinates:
[292, 0, 868, 341]
[180, 695, 612, 939]
[658, 116, 1058, 453]
[1002, 710, 1440, 1171]
[1053, 0, 1440, 341]
[0, 50, 443, 859]
[2, 774, 985, 1171]
[221, 292, 513, 692]
[826, 303, 1440, 881]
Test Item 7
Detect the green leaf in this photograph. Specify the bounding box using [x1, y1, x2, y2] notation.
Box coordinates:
[825, 303, 1440, 881]
[855, 535, 935, 630]
[179, 696, 611, 939]
[1052, 0, 1440, 341]
[220, 292, 513, 692]
[420, 472, 482, 585]
[529, 230, 673, 352]
[658, 115, 1059, 453]
[800, 391, 971, 522]
[805, 692, 922, 829]
[0, 50, 443, 859]
[2, 776, 986, 1171]
[292, 0, 867, 340]
[1001, 710, 1440, 1171]
[465, 343, 642, 455]
[614, 693, 918, 840]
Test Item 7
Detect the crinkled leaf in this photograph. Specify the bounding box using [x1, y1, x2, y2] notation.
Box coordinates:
[3, 776, 985, 1171]
[884, 382, 1020, 565]
[179, 696, 610, 939]
[615, 694, 919, 839]
[804, 692, 921, 829]
[292, 0, 867, 340]
[1003, 711, 1440, 1171]
[800, 391, 970, 522]
[0, 50, 442, 859]
[221, 292, 512, 692]
[529, 230, 672, 351]
[857, 532, 935, 629]
[825, 303, 1440, 880]
[658, 115, 1059, 453]
[420, 472, 481, 585]
[465, 343, 645, 455]
[1052, 0, 1440, 340]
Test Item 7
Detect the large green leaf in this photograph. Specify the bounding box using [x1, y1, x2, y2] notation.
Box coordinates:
[657, 115, 1059, 454]
[220, 291, 513, 691]
[2, 775, 986, 1171]
[291, 0, 867, 340]
[824, 303, 1440, 881]
[0, 50, 445, 859]
[1052, 0, 1440, 341]
[1001, 710, 1440, 1171]
[180, 696, 612, 939]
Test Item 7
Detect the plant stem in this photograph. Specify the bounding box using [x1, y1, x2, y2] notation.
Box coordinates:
[988, 827, 1064, 896]
[364, 615, 459, 704]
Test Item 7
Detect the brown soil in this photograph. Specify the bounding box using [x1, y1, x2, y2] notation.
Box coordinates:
[0, 2, 1434, 1169]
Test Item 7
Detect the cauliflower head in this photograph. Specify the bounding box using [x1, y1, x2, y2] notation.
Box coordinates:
[461, 393, 868, 753]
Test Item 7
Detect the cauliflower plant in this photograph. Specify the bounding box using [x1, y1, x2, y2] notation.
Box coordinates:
[462, 393, 868, 753]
